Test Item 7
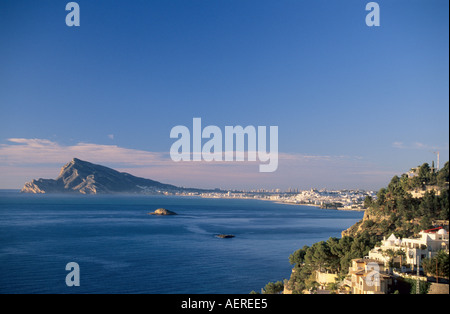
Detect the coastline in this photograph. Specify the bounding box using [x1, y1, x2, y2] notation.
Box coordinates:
[198, 193, 365, 212]
[4, 188, 365, 212]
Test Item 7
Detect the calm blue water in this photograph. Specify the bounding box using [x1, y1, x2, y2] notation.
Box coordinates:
[0, 191, 363, 294]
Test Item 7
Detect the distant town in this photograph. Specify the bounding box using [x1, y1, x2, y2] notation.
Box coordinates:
[19, 158, 376, 210]
[171, 188, 376, 211]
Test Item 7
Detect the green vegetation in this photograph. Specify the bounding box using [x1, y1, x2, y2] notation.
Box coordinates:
[422, 250, 450, 279]
[280, 162, 449, 294]
[350, 161, 449, 238]
[402, 278, 431, 294]
[285, 235, 378, 293]
[262, 281, 284, 294]
[250, 281, 284, 294]
[381, 248, 406, 268]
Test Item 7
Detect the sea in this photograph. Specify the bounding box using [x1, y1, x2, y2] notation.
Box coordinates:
[0, 190, 364, 294]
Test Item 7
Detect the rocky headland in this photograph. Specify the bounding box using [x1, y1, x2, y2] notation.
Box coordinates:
[20, 158, 217, 195]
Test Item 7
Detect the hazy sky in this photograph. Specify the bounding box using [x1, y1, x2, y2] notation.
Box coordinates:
[0, 0, 448, 190]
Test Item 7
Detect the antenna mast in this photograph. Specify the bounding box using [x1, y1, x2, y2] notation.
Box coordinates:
[433, 151, 440, 170]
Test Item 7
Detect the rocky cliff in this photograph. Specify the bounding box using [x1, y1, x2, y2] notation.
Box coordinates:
[21, 158, 181, 194]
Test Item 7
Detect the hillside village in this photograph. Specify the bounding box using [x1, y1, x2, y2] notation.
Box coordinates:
[259, 161, 449, 295]
[285, 227, 449, 294]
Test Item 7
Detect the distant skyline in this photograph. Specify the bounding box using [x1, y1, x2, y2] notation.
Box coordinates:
[0, 0, 448, 190]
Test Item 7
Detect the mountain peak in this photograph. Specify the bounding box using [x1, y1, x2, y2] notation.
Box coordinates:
[69, 158, 89, 166]
[21, 158, 179, 194]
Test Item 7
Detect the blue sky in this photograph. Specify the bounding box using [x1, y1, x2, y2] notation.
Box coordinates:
[0, 0, 448, 190]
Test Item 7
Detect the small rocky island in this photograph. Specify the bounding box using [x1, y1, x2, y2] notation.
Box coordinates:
[216, 234, 235, 239]
[148, 208, 178, 216]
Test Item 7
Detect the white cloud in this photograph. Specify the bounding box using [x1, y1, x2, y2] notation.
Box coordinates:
[0, 138, 351, 167]
[392, 141, 447, 151]
[0, 138, 392, 190]
[392, 141, 405, 149]
[0, 138, 168, 166]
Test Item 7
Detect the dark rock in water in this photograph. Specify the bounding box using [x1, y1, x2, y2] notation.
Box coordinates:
[148, 208, 177, 216]
[216, 234, 235, 238]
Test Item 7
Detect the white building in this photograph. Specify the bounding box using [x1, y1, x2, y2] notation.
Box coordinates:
[368, 228, 449, 269]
